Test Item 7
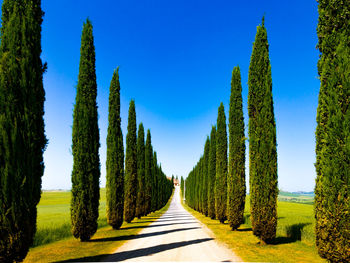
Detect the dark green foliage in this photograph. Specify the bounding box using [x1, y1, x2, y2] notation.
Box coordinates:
[208, 126, 217, 219]
[227, 66, 246, 230]
[215, 103, 228, 223]
[136, 123, 145, 218]
[202, 137, 210, 216]
[315, 1, 350, 261]
[124, 100, 138, 223]
[106, 68, 124, 229]
[248, 18, 278, 243]
[195, 162, 201, 211]
[156, 165, 162, 210]
[198, 157, 203, 213]
[180, 176, 184, 197]
[151, 151, 158, 212]
[71, 19, 100, 241]
[0, 0, 47, 261]
[144, 130, 153, 215]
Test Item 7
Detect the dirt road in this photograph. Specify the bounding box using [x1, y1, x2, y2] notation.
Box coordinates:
[103, 186, 241, 262]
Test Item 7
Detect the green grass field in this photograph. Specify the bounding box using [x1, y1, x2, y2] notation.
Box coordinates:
[33, 189, 108, 247]
[25, 189, 173, 262]
[183, 196, 324, 263]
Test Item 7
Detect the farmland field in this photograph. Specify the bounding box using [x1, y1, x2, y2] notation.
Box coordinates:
[183, 195, 324, 263]
[33, 189, 107, 247]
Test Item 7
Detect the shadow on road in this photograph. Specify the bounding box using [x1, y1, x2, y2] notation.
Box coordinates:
[155, 218, 195, 223]
[121, 221, 196, 230]
[88, 227, 200, 243]
[55, 238, 213, 262]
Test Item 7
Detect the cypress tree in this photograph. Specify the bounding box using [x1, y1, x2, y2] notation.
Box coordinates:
[106, 68, 124, 229]
[208, 126, 217, 219]
[248, 18, 278, 243]
[180, 176, 184, 197]
[136, 123, 145, 219]
[71, 19, 100, 241]
[157, 164, 162, 210]
[195, 163, 200, 211]
[151, 151, 158, 212]
[315, 1, 350, 261]
[227, 66, 246, 230]
[124, 100, 138, 223]
[198, 157, 203, 213]
[0, 1, 47, 261]
[215, 103, 228, 223]
[144, 130, 153, 215]
[202, 137, 210, 216]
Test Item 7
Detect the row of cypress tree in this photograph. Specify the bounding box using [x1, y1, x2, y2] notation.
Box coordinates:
[185, 18, 278, 244]
[71, 19, 173, 242]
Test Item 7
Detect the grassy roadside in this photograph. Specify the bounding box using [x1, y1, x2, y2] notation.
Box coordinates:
[182, 198, 325, 263]
[24, 190, 174, 262]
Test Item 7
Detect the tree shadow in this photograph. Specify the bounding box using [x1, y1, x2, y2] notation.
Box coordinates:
[271, 223, 311, 245]
[236, 227, 252, 232]
[89, 227, 200, 242]
[155, 218, 196, 223]
[121, 221, 196, 230]
[56, 238, 213, 262]
[132, 220, 156, 224]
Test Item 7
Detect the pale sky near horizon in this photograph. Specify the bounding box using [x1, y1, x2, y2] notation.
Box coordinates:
[1, 0, 320, 192]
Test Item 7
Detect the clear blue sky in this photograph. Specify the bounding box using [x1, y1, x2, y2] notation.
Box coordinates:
[6, 0, 320, 191]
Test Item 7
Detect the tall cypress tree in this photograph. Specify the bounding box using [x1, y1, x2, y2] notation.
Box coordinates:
[215, 103, 228, 223]
[202, 137, 210, 216]
[248, 18, 278, 243]
[180, 176, 184, 197]
[198, 157, 203, 213]
[0, 1, 47, 261]
[157, 164, 162, 210]
[71, 19, 100, 241]
[144, 130, 153, 215]
[106, 68, 124, 229]
[315, 1, 350, 261]
[208, 126, 217, 219]
[136, 123, 145, 219]
[228, 66, 246, 230]
[151, 151, 158, 212]
[124, 100, 138, 223]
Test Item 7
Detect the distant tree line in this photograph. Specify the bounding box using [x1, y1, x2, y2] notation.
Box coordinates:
[185, 18, 278, 245]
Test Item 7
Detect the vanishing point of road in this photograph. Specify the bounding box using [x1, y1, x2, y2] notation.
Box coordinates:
[103, 186, 241, 262]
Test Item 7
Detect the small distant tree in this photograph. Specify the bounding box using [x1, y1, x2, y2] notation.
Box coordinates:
[180, 176, 184, 197]
[208, 126, 217, 219]
[215, 103, 228, 223]
[151, 151, 158, 212]
[106, 68, 124, 229]
[0, 0, 47, 260]
[227, 66, 246, 230]
[124, 100, 138, 223]
[314, 1, 350, 261]
[202, 137, 210, 216]
[248, 18, 278, 243]
[136, 123, 145, 219]
[144, 130, 153, 215]
[198, 157, 203, 213]
[71, 19, 100, 241]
